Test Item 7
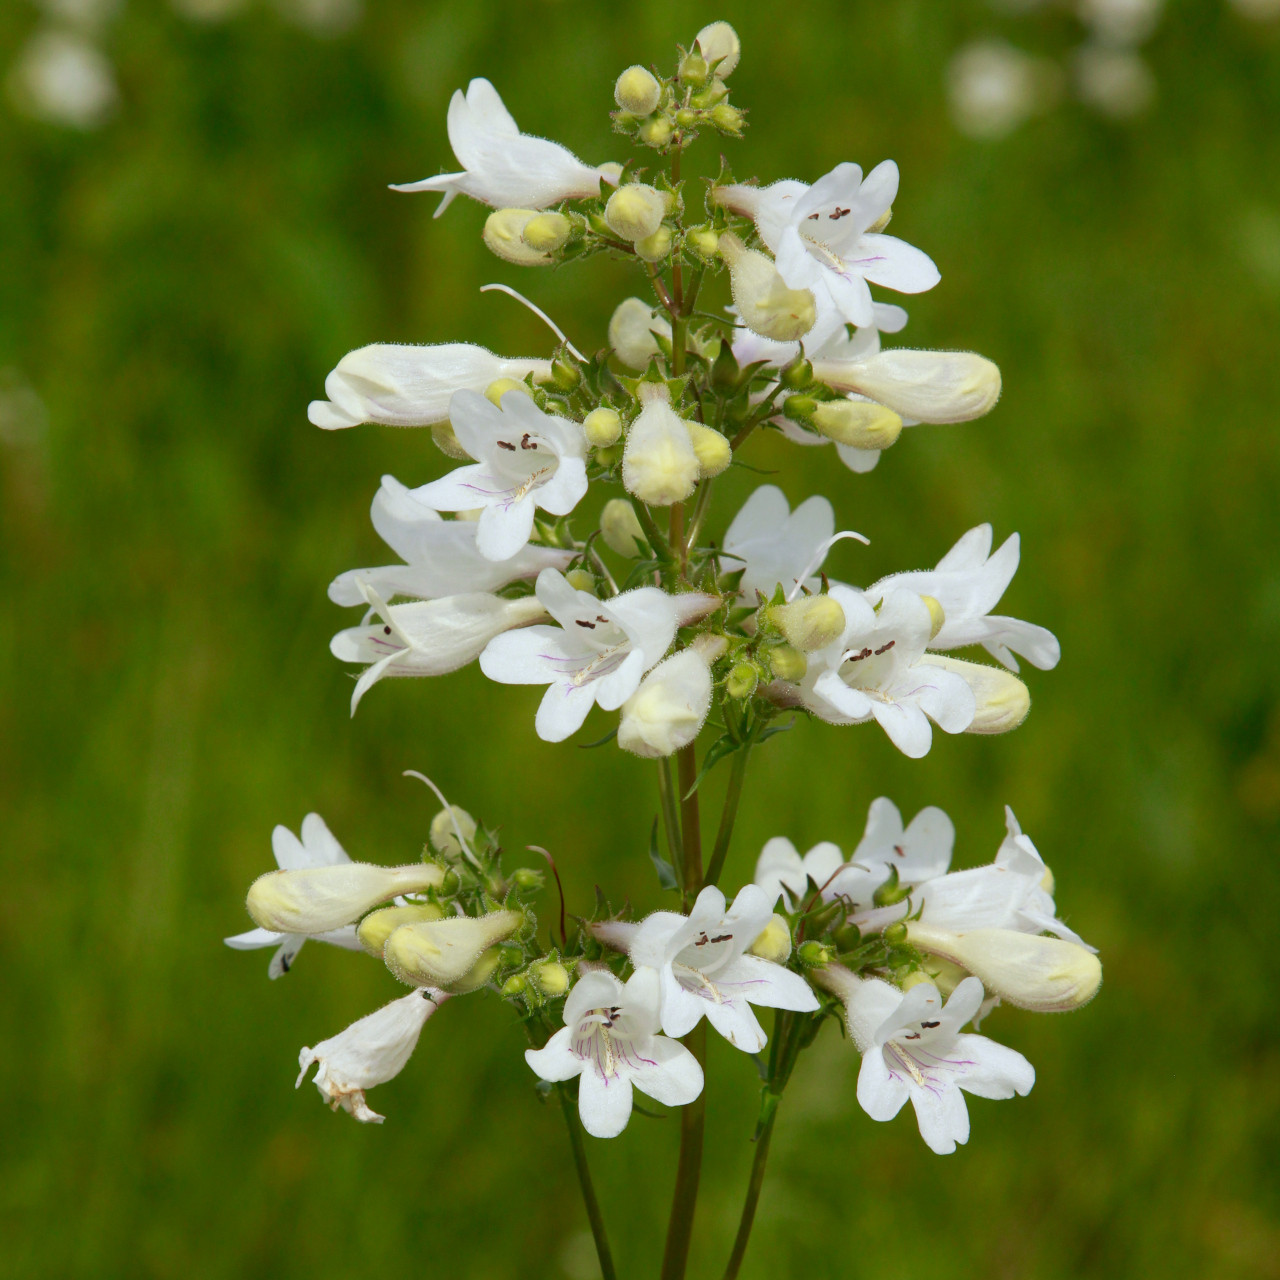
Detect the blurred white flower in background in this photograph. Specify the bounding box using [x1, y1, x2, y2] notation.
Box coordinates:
[8, 28, 117, 129]
[1073, 43, 1156, 116]
[947, 40, 1061, 139]
[169, 0, 250, 21]
[274, 0, 362, 37]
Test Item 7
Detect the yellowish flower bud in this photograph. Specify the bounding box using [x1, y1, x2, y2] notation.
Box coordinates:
[357, 902, 446, 956]
[810, 400, 904, 450]
[726, 661, 759, 699]
[904, 922, 1102, 1013]
[618, 647, 713, 758]
[635, 225, 673, 263]
[484, 377, 530, 408]
[604, 184, 666, 242]
[923, 655, 1031, 734]
[449, 946, 504, 994]
[770, 645, 808, 682]
[768, 596, 846, 652]
[920, 595, 946, 640]
[639, 115, 674, 148]
[686, 422, 731, 477]
[600, 498, 648, 557]
[622, 383, 700, 506]
[246, 863, 445, 935]
[709, 103, 744, 135]
[564, 568, 596, 592]
[718, 232, 816, 342]
[614, 65, 662, 115]
[748, 914, 793, 963]
[686, 225, 720, 259]
[429, 804, 477, 860]
[811, 350, 1002, 424]
[383, 910, 525, 992]
[696, 21, 741, 77]
[483, 209, 552, 266]
[430, 421, 472, 460]
[677, 50, 709, 86]
[529, 959, 571, 998]
[583, 406, 622, 448]
[608, 296, 671, 370]
[521, 212, 572, 254]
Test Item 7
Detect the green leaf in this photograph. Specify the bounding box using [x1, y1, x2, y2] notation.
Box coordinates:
[683, 733, 745, 798]
[576, 727, 619, 749]
[648, 817, 679, 891]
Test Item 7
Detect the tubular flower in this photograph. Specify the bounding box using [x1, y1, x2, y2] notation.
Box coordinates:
[526, 968, 704, 1138]
[722, 485, 836, 600]
[390, 78, 616, 215]
[224, 814, 365, 978]
[245, 861, 445, 936]
[410, 389, 588, 562]
[617, 646, 714, 759]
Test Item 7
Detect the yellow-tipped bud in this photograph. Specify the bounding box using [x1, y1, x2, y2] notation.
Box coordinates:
[918, 655, 1030, 734]
[615, 65, 662, 115]
[604, 184, 666, 242]
[748, 914, 793, 963]
[600, 498, 648, 557]
[904, 922, 1102, 1013]
[770, 645, 808, 682]
[639, 115, 674, 148]
[677, 50, 709, 86]
[920, 595, 946, 641]
[726, 661, 759, 699]
[686, 422, 731, 477]
[622, 383, 700, 506]
[768, 596, 846, 652]
[521, 212, 572, 254]
[357, 903, 446, 956]
[810, 400, 904, 450]
[484, 377, 530, 408]
[246, 863, 445, 935]
[811, 350, 1002, 425]
[635, 225, 673, 263]
[483, 209, 552, 266]
[429, 804, 477, 860]
[718, 232, 816, 342]
[686, 225, 720, 259]
[608, 296, 671, 370]
[583, 406, 623, 448]
[383, 910, 524, 992]
[618, 648, 713, 759]
[696, 21, 742, 77]
[564, 568, 596, 593]
[529, 959, 571, 998]
[430, 421, 472, 460]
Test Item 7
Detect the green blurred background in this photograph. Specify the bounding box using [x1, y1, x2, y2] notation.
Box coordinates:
[3, 0, 1279, 1276]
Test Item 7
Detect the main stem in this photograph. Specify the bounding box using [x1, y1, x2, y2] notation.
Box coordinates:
[720, 1109, 776, 1280]
[660, 741, 705, 1280]
[558, 1087, 618, 1280]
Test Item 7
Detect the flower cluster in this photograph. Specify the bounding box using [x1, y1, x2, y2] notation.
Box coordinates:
[228, 22, 1099, 1277]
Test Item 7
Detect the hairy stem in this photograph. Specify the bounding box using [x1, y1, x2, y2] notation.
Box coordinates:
[558, 1086, 618, 1280]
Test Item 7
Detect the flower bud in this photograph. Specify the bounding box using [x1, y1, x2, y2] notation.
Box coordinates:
[357, 903, 446, 956]
[796, 940, 834, 968]
[780, 355, 814, 390]
[675, 107, 698, 129]
[484, 377, 530, 408]
[883, 921, 909, 946]
[501, 973, 528, 998]
[529, 959, 571, 998]
[618, 648, 713, 759]
[431, 421, 471, 460]
[384, 910, 525, 991]
[564, 568, 596, 593]
[920, 594, 946, 641]
[811, 350, 1002, 424]
[686, 422, 731, 478]
[512, 867, 544, 892]
[691, 80, 730, 109]
[748, 914, 793, 963]
[904, 922, 1102, 1012]
[770, 645, 807, 682]
[923, 655, 1031, 734]
[622, 383, 700, 506]
[686, 225, 720, 258]
[483, 209, 553, 266]
[635, 225, 673, 263]
[521, 212, 572, 254]
[583, 406, 622, 448]
[429, 804, 477, 860]
[709, 104, 744, 135]
[615, 65, 662, 115]
[639, 115, 674, 148]
[600, 498, 648, 557]
[677, 50, 709, 86]
[810, 400, 904, 450]
[608, 297, 671, 369]
[550, 357, 581, 391]
[247, 863, 445, 935]
[726, 661, 759, 699]
[719, 232, 816, 342]
[767, 596, 846, 652]
[604, 184, 666, 242]
[696, 21, 741, 77]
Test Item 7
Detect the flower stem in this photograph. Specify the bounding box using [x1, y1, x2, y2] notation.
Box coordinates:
[720, 1106, 777, 1280]
[658, 755, 684, 886]
[558, 1085, 618, 1280]
[703, 735, 752, 889]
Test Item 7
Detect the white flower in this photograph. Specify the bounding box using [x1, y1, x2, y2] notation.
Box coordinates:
[822, 969, 1035, 1155]
[297, 988, 449, 1124]
[328, 475, 573, 607]
[390, 78, 616, 216]
[410, 390, 588, 562]
[629, 885, 819, 1052]
[617, 647, 713, 759]
[225, 814, 365, 978]
[621, 382, 700, 507]
[722, 485, 835, 600]
[799, 586, 979, 758]
[753, 836, 845, 908]
[9, 30, 118, 131]
[718, 162, 940, 331]
[525, 968, 703, 1139]
[307, 343, 552, 431]
[867, 525, 1060, 672]
[480, 570, 711, 743]
[330, 583, 549, 714]
[718, 231, 817, 342]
